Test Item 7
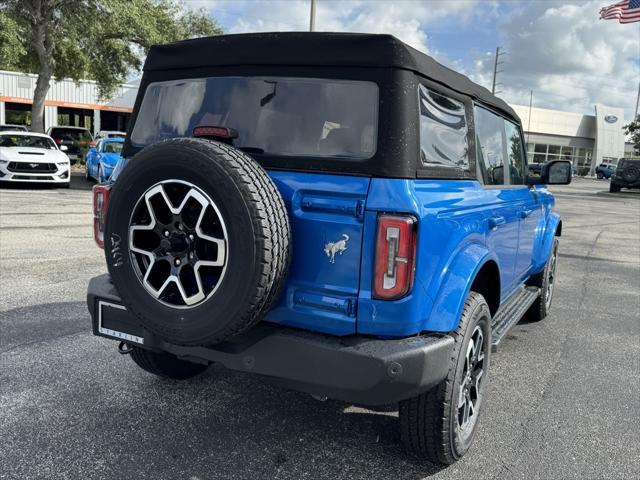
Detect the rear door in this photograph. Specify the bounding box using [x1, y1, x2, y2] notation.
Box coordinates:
[263, 171, 370, 335]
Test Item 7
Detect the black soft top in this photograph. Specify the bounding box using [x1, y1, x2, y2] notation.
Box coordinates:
[143, 32, 519, 124]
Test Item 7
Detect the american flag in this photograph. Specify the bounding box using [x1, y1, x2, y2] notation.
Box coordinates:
[599, 0, 640, 23]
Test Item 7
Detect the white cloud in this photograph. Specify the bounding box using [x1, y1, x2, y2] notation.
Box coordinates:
[470, 1, 640, 121]
[210, 0, 485, 57]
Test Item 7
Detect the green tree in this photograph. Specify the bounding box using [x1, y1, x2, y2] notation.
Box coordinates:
[0, 0, 222, 132]
[623, 116, 640, 155]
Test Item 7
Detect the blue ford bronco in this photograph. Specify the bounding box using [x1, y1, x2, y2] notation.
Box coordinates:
[87, 33, 571, 464]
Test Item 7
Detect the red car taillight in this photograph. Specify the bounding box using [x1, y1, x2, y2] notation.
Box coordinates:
[373, 215, 416, 300]
[93, 184, 111, 249]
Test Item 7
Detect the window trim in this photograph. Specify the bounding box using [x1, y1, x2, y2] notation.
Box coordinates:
[503, 117, 528, 186]
[415, 77, 476, 180]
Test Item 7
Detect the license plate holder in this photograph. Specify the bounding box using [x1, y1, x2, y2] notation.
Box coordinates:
[97, 300, 144, 344]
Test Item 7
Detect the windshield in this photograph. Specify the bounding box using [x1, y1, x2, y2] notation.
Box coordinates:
[131, 76, 378, 159]
[51, 128, 92, 142]
[0, 134, 57, 150]
[102, 142, 123, 154]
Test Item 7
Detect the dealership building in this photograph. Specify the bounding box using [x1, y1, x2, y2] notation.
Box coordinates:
[511, 103, 628, 173]
[0, 69, 632, 171]
[0, 70, 136, 135]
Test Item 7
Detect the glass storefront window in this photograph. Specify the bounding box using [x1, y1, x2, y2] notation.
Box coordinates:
[547, 145, 561, 155]
[534, 144, 547, 154]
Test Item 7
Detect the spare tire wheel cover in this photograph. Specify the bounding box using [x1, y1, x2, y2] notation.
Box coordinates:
[622, 166, 639, 183]
[104, 138, 291, 346]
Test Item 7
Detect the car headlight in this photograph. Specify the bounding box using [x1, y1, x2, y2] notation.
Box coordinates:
[0, 160, 7, 165]
[57, 161, 69, 166]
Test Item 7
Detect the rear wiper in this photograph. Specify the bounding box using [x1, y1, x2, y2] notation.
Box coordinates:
[238, 146, 265, 154]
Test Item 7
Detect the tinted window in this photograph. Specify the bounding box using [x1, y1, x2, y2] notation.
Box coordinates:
[50, 128, 92, 142]
[419, 85, 468, 169]
[131, 77, 379, 160]
[504, 120, 526, 185]
[474, 106, 506, 185]
[102, 142, 123, 154]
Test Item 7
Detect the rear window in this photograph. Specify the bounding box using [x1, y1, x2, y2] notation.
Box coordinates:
[130, 76, 378, 159]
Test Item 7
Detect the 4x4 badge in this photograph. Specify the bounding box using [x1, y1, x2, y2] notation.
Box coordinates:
[324, 234, 349, 264]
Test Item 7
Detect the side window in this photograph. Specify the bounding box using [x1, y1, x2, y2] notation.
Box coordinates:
[474, 106, 506, 185]
[419, 85, 469, 170]
[504, 120, 526, 185]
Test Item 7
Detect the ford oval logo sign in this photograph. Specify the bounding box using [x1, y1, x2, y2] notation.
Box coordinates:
[604, 115, 618, 124]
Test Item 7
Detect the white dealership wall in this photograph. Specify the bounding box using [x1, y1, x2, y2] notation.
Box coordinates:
[0, 70, 136, 134]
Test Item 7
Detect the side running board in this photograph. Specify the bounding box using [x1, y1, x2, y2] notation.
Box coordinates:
[491, 286, 540, 352]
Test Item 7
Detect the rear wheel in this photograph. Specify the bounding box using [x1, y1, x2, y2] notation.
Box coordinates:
[609, 183, 621, 193]
[130, 348, 208, 379]
[399, 291, 491, 465]
[596, 172, 603, 179]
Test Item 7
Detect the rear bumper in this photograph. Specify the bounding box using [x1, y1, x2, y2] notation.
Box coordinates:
[87, 274, 454, 405]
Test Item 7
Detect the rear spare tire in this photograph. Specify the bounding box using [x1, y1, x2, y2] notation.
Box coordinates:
[104, 138, 290, 346]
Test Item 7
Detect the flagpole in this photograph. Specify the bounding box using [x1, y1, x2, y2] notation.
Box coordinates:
[634, 80, 640, 119]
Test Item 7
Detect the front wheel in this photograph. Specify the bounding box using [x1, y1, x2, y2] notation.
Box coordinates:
[399, 291, 491, 465]
[130, 348, 209, 380]
[596, 172, 603, 179]
[526, 237, 558, 322]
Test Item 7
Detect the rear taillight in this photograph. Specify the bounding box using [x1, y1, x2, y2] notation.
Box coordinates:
[54, 138, 62, 145]
[373, 215, 416, 300]
[93, 184, 111, 249]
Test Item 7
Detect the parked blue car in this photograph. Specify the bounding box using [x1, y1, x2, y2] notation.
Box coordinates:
[595, 162, 615, 179]
[87, 33, 573, 465]
[85, 137, 124, 183]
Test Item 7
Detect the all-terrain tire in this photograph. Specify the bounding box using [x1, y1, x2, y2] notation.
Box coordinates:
[130, 348, 208, 379]
[622, 165, 640, 183]
[399, 291, 491, 465]
[104, 138, 291, 346]
[526, 237, 558, 322]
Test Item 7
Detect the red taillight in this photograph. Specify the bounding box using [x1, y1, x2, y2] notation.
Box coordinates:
[373, 215, 416, 300]
[193, 126, 238, 140]
[93, 184, 111, 249]
[54, 138, 63, 145]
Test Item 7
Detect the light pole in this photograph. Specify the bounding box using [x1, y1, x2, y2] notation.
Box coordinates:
[309, 0, 316, 32]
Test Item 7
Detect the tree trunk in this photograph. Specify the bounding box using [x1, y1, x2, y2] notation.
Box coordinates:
[29, 0, 54, 133]
[31, 69, 51, 133]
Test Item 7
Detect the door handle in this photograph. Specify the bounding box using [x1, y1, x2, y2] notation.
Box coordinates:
[488, 215, 506, 229]
[520, 209, 534, 219]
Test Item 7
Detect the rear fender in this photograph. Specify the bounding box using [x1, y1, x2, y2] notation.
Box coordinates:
[531, 212, 561, 274]
[423, 243, 497, 332]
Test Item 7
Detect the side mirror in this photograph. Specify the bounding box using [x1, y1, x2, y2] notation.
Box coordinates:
[88, 147, 97, 154]
[542, 160, 572, 185]
[60, 145, 68, 152]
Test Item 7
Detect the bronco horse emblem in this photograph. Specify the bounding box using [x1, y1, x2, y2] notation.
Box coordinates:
[324, 234, 349, 264]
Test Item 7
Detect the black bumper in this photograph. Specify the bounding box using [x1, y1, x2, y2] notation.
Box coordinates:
[87, 274, 453, 406]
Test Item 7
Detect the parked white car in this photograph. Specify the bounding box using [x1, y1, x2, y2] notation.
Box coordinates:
[0, 131, 70, 187]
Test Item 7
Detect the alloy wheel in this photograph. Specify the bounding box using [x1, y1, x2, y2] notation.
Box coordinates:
[458, 325, 485, 435]
[128, 180, 228, 308]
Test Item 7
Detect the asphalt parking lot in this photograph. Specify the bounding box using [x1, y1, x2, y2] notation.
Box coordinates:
[1, 177, 638, 480]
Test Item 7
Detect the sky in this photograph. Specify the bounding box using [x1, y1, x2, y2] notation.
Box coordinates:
[182, 0, 640, 122]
